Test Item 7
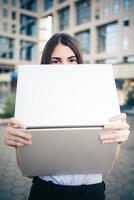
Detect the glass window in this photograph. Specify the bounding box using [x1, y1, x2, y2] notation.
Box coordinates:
[20, 0, 37, 12]
[115, 79, 124, 90]
[12, 24, 16, 33]
[95, 8, 100, 19]
[96, 57, 119, 64]
[3, 22, 8, 31]
[103, 3, 110, 17]
[124, 18, 129, 26]
[12, 11, 16, 20]
[3, 0, 8, 4]
[124, 0, 131, 10]
[76, 0, 91, 25]
[96, 59, 106, 64]
[123, 56, 134, 63]
[97, 22, 119, 53]
[97, 26, 106, 52]
[97, 58, 118, 64]
[20, 40, 36, 61]
[123, 16, 130, 30]
[58, 7, 69, 31]
[12, 0, 16, 6]
[83, 60, 90, 64]
[113, 0, 120, 13]
[0, 36, 14, 59]
[59, 0, 66, 3]
[20, 15, 37, 36]
[44, 0, 53, 10]
[105, 58, 118, 64]
[75, 30, 90, 54]
[3, 8, 8, 18]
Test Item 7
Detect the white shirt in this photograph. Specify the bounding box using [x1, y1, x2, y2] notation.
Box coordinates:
[39, 174, 102, 185]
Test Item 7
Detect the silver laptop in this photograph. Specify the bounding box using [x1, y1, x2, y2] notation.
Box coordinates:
[17, 127, 116, 176]
[15, 64, 120, 176]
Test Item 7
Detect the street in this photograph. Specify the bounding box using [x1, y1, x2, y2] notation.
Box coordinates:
[0, 116, 134, 200]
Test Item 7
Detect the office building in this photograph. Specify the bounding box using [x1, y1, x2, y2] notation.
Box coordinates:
[0, 0, 134, 105]
[0, 0, 39, 94]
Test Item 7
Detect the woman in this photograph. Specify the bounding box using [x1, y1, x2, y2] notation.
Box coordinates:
[5, 33, 130, 200]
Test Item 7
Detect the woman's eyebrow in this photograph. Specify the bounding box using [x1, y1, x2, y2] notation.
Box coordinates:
[51, 56, 76, 59]
[67, 56, 77, 59]
[51, 57, 61, 59]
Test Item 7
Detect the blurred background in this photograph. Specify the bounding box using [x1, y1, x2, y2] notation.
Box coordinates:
[0, 0, 134, 200]
[0, 0, 134, 117]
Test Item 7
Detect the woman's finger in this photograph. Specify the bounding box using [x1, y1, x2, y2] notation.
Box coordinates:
[100, 130, 130, 143]
[104, 122, 129, 131]
[109, 113, 127, 122]
[8, 118, 27, 129]
[6, 132, 32, 146]
[5, 139, 26, 147]
[101, 135, 129, 144]
[6, 127, 31, 140]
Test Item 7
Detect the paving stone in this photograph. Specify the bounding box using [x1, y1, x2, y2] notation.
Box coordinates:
[13, 179, 28, 187]
[0, 173, 4, 180]
[0, 191, 13, 200]
[120, 192, 134, 200]
[12, 194, 26, 200]
[11, 186, 26, 195]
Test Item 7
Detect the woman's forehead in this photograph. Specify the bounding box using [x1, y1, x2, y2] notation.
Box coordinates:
[51, 43, 76, 57]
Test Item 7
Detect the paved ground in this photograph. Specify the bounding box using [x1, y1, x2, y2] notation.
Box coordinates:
[103, 115, 134, 200]
[0, 116, 134, 200]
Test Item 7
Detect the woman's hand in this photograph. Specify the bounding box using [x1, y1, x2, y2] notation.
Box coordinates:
[100, 113, 130, 144]
[4, 118, 32, 147]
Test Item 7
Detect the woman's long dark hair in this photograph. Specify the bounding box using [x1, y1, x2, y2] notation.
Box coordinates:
[41, 33, 83, 64]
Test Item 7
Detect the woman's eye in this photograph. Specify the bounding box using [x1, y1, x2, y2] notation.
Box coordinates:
[69, 59, 77, 63]
[51, 60, 60, 64]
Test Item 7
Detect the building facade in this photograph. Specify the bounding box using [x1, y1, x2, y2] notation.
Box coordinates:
[40, 0, 134, 76]
[0, 0, 39, 95]
[0, 0, 134, 105]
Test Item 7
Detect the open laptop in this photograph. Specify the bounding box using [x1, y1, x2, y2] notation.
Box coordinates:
[15, 64, 120, 176]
